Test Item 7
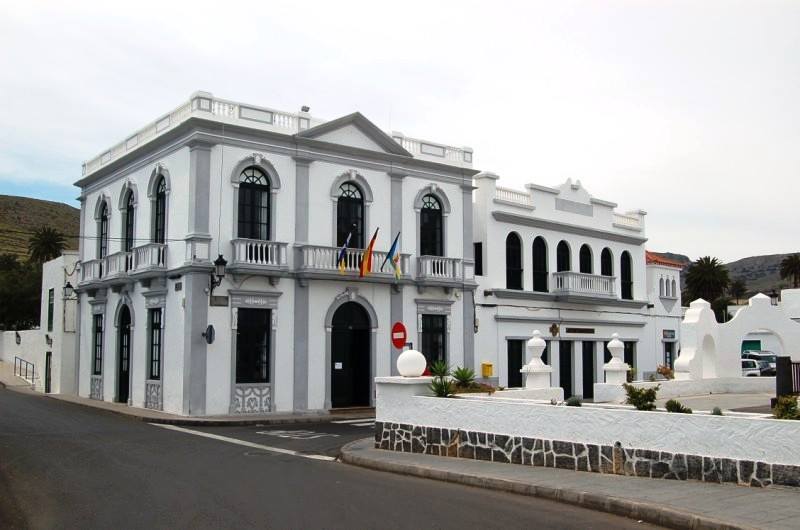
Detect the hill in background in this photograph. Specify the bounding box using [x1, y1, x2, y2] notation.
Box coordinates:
[0, 195, 80, 260]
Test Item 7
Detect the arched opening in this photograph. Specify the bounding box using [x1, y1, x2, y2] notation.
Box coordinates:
[600, 248, 613, 276]
[532, 236, 548, 292]
[659, 278, 665, 297]
[620, 251, 633, 300]
[153, 176, 167, 244]
[579, 244, 593, 274]
[556, 241, 571, 272]
[238, 166, 271, 240]
[331, 302, 371, 408]
[337, 182, 364, 249]
[98, 201, 109, 259]
[123, 191, 135, 252]
[117, 305, 131, 403]
[419, 194, 443, 256]
[671, 278, 677, 298]
[505, 232, 523, 290]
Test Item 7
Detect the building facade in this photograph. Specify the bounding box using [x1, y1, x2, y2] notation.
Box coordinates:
[73, 92, 477, 415]
[472, 175, 684, 398]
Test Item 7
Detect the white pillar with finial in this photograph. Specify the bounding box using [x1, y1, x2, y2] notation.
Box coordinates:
[603, 333, 629, 385]
[521, 330, 553, 389]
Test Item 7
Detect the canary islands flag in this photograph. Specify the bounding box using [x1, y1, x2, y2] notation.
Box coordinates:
[337, 231, 352, 273]
[380, 232, 402, 279]
[359, 228, 379, 277]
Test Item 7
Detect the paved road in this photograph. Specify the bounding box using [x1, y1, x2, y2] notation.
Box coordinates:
[0, 387, 658, 529]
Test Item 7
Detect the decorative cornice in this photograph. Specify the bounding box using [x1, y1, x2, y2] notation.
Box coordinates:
[491, 211, 648, 245]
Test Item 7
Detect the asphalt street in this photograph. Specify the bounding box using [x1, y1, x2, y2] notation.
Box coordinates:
[0, 386, 659, 529]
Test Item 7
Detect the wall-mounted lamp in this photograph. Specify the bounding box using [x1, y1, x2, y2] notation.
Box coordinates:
[15, 331, 21, 345]
[209, 254, 227, 297]
[63, 281, 75, 299]
[45, 334, 53, 346]
[769, 289, 780, 306]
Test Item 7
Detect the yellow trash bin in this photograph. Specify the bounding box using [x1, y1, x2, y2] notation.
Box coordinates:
[481, 362, 493, 378]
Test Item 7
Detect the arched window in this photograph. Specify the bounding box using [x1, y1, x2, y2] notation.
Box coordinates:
[98, 202, 109, 259]
[621, 251, 633, 300]
[601, 248, 613, 276]
[337, 182, 364, 248]
[419, 194, 443, 256]
[671, 278, 677, 298]
[123, 191, 135, 252]
[532, 236, 548, 292]
[659, 278, 665, 297]
[556, 241, 571, 272]
[238, 167, 271, 240]
[153, 176, 167, 244]
[579, 244, 592, 274]
[505, 233, 523, 290]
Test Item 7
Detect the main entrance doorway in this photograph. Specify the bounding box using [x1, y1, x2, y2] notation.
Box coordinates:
[559, 341, 573, 398]
[331, 302, 371, 408]
[507, 340, 524, 388]
[117, 305, 131, 403]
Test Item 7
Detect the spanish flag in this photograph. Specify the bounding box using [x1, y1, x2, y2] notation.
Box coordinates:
[359, 228, 379, 277]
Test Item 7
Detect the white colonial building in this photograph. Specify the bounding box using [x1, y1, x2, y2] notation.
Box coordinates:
[72, 92, 477, 416]
[472, 175, 684, 398]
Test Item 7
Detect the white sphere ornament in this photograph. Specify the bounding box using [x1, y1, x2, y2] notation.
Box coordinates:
[397, 349, 427, 377]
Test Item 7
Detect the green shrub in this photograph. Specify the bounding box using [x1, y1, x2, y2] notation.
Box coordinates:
[429, 377, 454, 397]
[711, 407, 723, 416]
[665, 399, 692, 414]
[452, 366, 476, 387]
[429, 360, 450, 378]
[622, 383, 659, 411]
[773, 396, 800, 420]
[565, 396, 582, 407]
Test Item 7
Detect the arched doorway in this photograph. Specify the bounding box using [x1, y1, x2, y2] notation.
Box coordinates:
[117, 305, 131, 403]
[331, 302, 371, 408]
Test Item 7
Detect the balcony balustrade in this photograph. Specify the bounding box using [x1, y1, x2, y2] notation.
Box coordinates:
[80, 259, 103, 283]
[298, 245, 410, 279]
[131, 243, 168, 273]
[102, 251, 132, 281]
[552, 271, 616, 298]
[416, 256, 464, 282]
[230, 239, 289, 270]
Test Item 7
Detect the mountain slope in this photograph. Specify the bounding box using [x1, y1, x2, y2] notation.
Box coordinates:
[0, 195, 80, 260]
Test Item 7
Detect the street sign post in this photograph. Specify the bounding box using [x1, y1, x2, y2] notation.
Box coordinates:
[391, 321, 407, 349]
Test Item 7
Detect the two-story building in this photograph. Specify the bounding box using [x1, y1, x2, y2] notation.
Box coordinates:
[74, 91, 478, 416]
[472, 175, 683, 398]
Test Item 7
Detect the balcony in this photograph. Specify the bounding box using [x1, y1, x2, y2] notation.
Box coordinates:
[130, 243, 168, 276]
[80, 259, 103, 284]
[552, 271, 616, 299]
[229, 239, 289, 273]
[298, 245, 410, 280]
[102, 251, 132, 283]
[416, 256, 464, 283]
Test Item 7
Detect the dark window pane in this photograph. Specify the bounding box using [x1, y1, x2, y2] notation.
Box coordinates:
[149, 309, 162, 380]
[421, 314, 446, 367]
[153, 177, 167, 244]
[505, 233, 522, 290]
[621, 252, 633, 300]
[474, 242, 483, 276]
[337, 183, 364, 248]
[556, 241, 570, 272]
[47, 289, 54, 332]
[601, 248, 613, 276]
[532, 237, 548, 292]
[238, 167, 271, 240]
[579, 245, 592, 274]
[420, 195, 443, 256]
[93, 315, 103, 375]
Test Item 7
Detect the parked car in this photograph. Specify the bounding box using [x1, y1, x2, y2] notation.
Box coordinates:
[742, 350, 777, 375]
[741, 359, 761, 377]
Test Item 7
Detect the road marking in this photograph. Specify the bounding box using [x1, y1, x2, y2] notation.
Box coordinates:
[150, 424, 337, 461]
[331, 418, 376, 424]
[256, 429, 340, 440]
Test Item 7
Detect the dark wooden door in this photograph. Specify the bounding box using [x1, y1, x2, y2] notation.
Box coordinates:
[117, 306, 131, 403]
[45, 352, 52, 393]
[559, 341, 573, 398]
[331, 302, 370, 408]
[507, 340, 524, 388]
[582, 341, 594, 399]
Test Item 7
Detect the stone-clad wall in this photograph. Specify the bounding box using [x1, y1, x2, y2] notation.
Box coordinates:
[374, 421, 800, 488]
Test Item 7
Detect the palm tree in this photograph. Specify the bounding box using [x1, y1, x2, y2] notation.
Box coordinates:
[28, 226, 66, 264]
[685, 256, 730, 304]
[780, 253, 800, 288]
[728, 279, 747, 304]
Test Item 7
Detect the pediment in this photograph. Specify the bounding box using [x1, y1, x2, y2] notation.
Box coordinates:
[296, 112, 411, 156]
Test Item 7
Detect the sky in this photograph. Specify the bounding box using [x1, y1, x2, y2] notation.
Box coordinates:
[0, 0, 798, 262]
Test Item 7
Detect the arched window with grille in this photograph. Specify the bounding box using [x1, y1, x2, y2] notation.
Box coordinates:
[238, 167, 271, 240]
[123, 191, 135, 252]
[419, 194, 443, 256]
[337, 182, 364, 248]
[556, 241, 571, 272]
[621, 251, 633, 300]
[98, 201, 109, 259]
[532, 236, 548, 292]
[505, 233, 523, 289]
[579, 244, 593, 274]
[601, 248, 613, 276]
[153, 176, 167, 244]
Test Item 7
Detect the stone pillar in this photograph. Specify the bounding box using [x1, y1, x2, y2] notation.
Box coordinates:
[603, 333, 629, 385]
[461, 183, 475, 371]
[549, 340, 560, 388]
[521, 330, 552, 389]
[574, 340, 584, 397]
[182, 272, 209, 415]
[292, 157, 312, 410]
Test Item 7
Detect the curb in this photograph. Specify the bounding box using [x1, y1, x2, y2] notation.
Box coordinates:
[340, 439, 756, 530]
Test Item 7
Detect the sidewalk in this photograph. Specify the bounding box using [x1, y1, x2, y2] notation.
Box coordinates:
[341, 438, 798, 530]
[0, 360, 373, 426]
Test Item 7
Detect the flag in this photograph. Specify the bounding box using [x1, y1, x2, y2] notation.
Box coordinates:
[359, 228, 379, 277]
[337, 231, 352, 273]
[380, 232, 402, 279]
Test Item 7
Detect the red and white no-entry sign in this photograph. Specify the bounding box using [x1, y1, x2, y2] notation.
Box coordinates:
[391, 321, 407, 349]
